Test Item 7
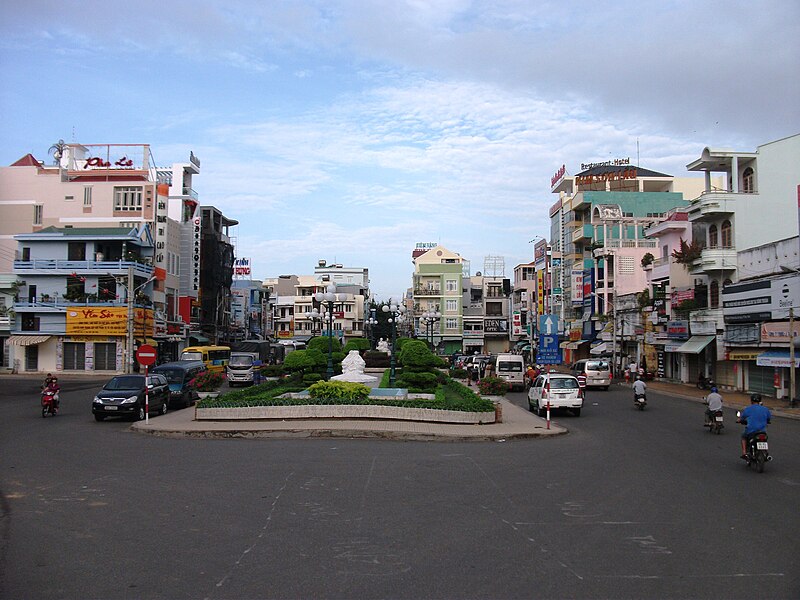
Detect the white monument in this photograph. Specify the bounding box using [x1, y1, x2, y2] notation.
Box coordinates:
[331, 350, 378, 386]
[377, 338, 390, 353]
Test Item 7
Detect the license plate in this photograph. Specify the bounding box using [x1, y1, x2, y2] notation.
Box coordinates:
[715, 416, 723, 422]
[105, 406, 119, 411]
[756, 442, 768, 450]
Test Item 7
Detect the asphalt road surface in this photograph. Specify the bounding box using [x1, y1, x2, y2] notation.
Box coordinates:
[1, 376, 799, 599]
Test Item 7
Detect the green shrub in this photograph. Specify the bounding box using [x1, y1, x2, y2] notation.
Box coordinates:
[283, 350, 316, 373]
[259, 365, 284, 377]
[343, 339, 370, 353]
[398, 340, 440, 370]
[302, 372, 324, 384]
[478, 376, 509, 396]
[308, 380, 371, 402]
[395, 371, 437, 392]
[450, 368, 468, 379]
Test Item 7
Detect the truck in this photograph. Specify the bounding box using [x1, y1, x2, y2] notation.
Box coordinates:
[226, 352, 259, 387]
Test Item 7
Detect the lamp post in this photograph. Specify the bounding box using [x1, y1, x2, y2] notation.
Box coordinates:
[314, 283, 338, 380]
[382, 301, 406, 387]
[110, 268, 156, 374]
[421, 310, 441, 351]
[365, 309, 378, 350]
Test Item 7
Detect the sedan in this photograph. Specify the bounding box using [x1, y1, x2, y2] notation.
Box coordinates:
[527, 373, 584, 417]
[92, 374, 170, 421]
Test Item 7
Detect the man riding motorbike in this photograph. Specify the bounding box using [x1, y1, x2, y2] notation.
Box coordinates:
[42, 376, 61, 411]
[704, 386, 723, 426]
[738, 394, 771, 460]
[632, 375, 647, 396]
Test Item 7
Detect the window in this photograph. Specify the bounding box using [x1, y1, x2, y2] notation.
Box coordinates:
[94, 343, 117, 370]
[22, 247, 30, 261]
[742, 167, 755, 193]
[33, 205, 43, 225]
[68, 242, 86, 261]
[83, 186, 92, 206]
[64, 195, 74, 202]
[445, 299, 458, 312]
[710, 280, 720, 308]
[708, 224, 718, 248]
[445, 279, 458, 292]
[446, 318, 458, 330]
[63, 342, 86, 370]
[721, 220, 732, 247]
[114, 186, 143, 211]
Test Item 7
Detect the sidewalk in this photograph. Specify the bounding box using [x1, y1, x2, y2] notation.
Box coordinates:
[131, 377, 799, 442]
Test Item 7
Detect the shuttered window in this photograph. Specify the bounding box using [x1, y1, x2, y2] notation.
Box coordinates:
[63, 342, 86, 371]
[94, 343, 117, 371]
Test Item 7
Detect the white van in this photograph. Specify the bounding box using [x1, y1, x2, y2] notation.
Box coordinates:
[494, 354, 526, 391]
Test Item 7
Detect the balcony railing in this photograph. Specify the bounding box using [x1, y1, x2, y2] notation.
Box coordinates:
[414, 288, 442, 296]
[688, 191, 743, 220]
[14, 259, 154, 278]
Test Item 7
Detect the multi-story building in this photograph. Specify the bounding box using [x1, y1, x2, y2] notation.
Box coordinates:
[411, 244, 465, 355]
[682, 134, 800, 396]
[548, 159, 709, 367]
[511, 260, 537, 353]
[9, 225, 155, 373]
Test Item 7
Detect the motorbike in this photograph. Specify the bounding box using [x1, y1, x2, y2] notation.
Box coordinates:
[705, 409, 724, 434]
[737, 411, 772, 473]
[633, 392, 647, 410]
[697, 375, 715, 390]
[41, 389, 59, 417]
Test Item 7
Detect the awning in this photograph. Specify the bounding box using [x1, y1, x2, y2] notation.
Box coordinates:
[756, 350, 800, 368]
[675, 335, 716, 354]
[590, 342, 608, 355]
[7, 335, 51, 346]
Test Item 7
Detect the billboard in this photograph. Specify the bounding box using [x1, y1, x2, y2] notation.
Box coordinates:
[233, 257, 252, 279]
[66, 307, 154, 337]
[722, 274, 800, 323]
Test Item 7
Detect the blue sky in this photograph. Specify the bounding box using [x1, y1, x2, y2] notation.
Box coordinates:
[2, 1, 798, 301]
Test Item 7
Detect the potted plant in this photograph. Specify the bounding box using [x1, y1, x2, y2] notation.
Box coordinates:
[640, 252, 654, 268]
[190, 370, 226, 399]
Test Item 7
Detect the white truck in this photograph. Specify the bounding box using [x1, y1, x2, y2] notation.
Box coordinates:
[226, 352, 259, 387]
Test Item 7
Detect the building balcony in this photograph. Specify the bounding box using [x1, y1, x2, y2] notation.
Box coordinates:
[571, 223, 592, 243]
[687, 191, 743, 221]
[14, 259, 154, 279]
[692, 247, 737, 273]
[650, 258, 670, 282]
[414, 288, 442, 296]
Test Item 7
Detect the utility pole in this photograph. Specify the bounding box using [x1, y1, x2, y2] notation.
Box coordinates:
[790, 307, 796, 407]
[126, 265, 134, 374]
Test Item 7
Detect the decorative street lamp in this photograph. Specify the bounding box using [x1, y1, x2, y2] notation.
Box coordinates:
[421, 309, 441, 352]
[382, 301, 406, 387]
[365, 308, 378, 350]
[314, 283, 338, 380]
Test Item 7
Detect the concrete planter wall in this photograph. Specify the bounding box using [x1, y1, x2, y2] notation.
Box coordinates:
[195, 404, 496, 424]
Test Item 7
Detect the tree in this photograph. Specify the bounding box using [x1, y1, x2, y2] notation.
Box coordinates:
[398, 339, 444, 371]
[671, 237, 703, 267]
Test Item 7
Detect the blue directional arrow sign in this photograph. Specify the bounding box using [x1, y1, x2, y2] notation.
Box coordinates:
[537, 314, 561, 364]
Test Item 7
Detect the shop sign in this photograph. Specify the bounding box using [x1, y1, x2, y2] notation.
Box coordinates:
[727, 350, 760, 361]
[191, 212, 202, 293]
[66, 307, 154, 337]
[551, 164, 566, 188]
[671, 289, 694, 308]
[484, 319, 508, 333]
[580, 158, 630, 170]
[576, 168, 637, 186]
[667, 320, 689, 339]
[571, 269, 584, 305]
[534, 240, 548, 265]
[761, 321, 800, 343]
[233, 257, 251, 278]
[722, 273, 800, 322]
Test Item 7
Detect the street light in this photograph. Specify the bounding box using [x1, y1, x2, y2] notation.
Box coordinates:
[382, 301, 406, 387]
[109, 268, 156, 373]
[365, 309, 378, 349]
[420, 309, 441, 351]
[314, 283, 338, 380]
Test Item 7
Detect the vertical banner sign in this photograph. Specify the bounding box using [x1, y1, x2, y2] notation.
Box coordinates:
[192, 208, 201, 294]
[155, 185, 169, 278]
[536, 270, 545, 317]
[571, 269, 584, 305]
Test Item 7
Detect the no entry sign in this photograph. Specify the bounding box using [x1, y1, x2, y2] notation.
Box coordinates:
[136, 344, 157, 366]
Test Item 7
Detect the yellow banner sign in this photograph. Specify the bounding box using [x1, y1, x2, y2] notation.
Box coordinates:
[66, 307, 154, 337]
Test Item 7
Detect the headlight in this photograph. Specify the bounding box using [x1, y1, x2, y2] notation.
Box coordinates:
[121, 395, 139, 404]
[93, 396, 102, 404]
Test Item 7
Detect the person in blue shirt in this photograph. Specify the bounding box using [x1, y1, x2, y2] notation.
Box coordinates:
[738, 394, 772, 459]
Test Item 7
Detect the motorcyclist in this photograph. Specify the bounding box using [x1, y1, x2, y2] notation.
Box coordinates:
[704, 386, 723, 425]
[42, 373, 55, 390]
[43, 376, 61, 411]
[738, 394, 771, 460]
[632, 375, 647, 397]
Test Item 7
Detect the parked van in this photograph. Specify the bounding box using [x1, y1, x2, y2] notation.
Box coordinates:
[151, 360, 207, 408]
[494, 353, 526, 391]
[570, 358, 612, 390]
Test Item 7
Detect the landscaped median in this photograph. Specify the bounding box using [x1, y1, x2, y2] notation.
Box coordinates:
[195, 379, 498, 424]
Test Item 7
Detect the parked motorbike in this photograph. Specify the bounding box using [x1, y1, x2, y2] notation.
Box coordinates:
[705, 409, 724, 434]
[41, 390, 59, 418]
[633, 392, 647, 410]
[697, 375, 715, 390]
[737, 411, 772, 473]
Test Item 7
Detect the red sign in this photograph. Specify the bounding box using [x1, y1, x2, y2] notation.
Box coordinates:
[136, 344, 157, 366]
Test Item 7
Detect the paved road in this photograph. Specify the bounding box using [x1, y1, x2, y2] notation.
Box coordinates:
[1, 377, 799, 599]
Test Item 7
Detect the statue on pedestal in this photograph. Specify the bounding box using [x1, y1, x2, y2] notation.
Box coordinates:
[377, 338, 390, 353]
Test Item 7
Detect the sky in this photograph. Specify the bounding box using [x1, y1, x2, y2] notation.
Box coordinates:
[1, 1, 798, 301]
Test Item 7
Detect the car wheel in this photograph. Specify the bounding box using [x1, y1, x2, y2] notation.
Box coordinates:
[184, 393, 192, 408]
[537, 404, 547, 417]
[573, 408, 581, 417]
[136, 406, 146, 421]
[603, 386, 609, 391]
[94, 414, 106, 421]
[160, 399, 168, 415]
